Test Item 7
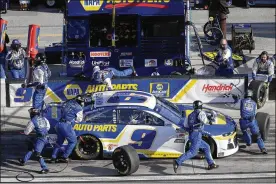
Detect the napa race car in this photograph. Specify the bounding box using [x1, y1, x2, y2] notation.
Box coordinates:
[45, 90, 240, 160]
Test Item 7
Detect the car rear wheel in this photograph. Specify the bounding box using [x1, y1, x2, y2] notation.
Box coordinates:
[112, 145, 140, 176]
[73, 135, 102, 160]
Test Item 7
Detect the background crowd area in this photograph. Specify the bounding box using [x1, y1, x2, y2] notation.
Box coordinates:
[1, 0, 274, 13]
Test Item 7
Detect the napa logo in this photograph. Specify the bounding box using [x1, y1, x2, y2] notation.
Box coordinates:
[81, 0, 104, 11]
[64, 84, 83, 99]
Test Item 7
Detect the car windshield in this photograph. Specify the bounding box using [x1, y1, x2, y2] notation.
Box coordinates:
[155, 97, 182, 124]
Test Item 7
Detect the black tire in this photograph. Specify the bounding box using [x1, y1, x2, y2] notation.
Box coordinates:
[185, 136, 216, 158]
[112, 145, 140, 176]
[248, 80, 268, 109]
[203, 22, 212, 36]
[73, 135, 102, 160]
[255, 112, 270, 141]
[170, 71, 182, 76]
[45, 0, 56, 8]
[205, 27, 224, 46]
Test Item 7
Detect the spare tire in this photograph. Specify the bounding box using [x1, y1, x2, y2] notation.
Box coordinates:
[255, 112, 270, 141]
[248, 80, 268, 109]
[112, 145, 139, 176]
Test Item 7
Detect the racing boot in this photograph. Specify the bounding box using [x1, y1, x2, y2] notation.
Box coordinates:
[58, 157, 69, 163]
[39, 169, 49, 174]
[173, 159, 179, 173]
[261, 148, 268, 154]
[49, 158, 57, 164]
[18, 158, 25, 166]
[207, 163, 219, 170]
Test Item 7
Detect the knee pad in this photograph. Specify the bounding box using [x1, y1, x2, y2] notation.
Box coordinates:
[34, 151, 42, 161]
[256, 132, 262, 139]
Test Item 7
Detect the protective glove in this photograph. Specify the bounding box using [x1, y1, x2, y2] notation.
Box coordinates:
[264, 82, 270, 89]
[37, 84, 45, 90]
[21, 83, 26, 88]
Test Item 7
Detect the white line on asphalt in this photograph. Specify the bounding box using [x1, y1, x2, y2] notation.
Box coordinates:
[1, 172, 275, 183]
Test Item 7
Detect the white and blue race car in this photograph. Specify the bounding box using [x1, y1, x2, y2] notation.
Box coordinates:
[46, 90, 241, 160]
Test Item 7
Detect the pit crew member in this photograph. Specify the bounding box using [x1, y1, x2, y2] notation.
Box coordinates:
[18, 108, 50, 174]
[91, 66, 137, 91]
[173, 100, 219, 173]
[252, 51, 274, 87]
[0, 18, 9, 79]
[21, 53, 51, 110]
[50, 95, 84, 163]
[239, 90, 268, 154]
[6, 39, 26, 79]
[215, 39, 234, 76]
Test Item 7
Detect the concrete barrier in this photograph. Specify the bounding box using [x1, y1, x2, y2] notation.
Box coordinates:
[0, 79, 6, 107]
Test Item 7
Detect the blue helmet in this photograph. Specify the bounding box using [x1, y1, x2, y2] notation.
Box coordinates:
[11, 39, 21, 50]
[11, 39, 21, 45]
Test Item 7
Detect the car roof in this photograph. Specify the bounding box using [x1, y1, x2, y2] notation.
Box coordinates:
[92, 90, 156, 109]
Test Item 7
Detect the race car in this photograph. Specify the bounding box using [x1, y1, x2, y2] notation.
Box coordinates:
[45, 90, 240, 160]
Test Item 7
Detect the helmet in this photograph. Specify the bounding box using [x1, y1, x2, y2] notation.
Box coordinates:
[28, 108, 41, 118]
[34, 53, 46, 66]
[193, 100, 203, 110]
[75, 95, 85, 106]
[11, 39, 21, 50]
[93, 66, 100, 74]
[245, 90, 253, 98]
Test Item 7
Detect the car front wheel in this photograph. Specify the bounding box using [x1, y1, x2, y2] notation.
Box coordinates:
[73, 135, 102, 160]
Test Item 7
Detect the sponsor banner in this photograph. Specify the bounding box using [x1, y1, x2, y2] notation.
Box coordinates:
[119, 59, 133, 68]
[164, 59, 173, 66]
[120, 52, 132, 57]
[8, 77, 245, 107]
[150, 82, 170, 97]
[145, 59, 157, 67]
[68, 60, 85, 68]
[90, 51, 111, 58]
[91, 60, 110, 66]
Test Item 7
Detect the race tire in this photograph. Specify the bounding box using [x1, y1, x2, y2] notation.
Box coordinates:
[205, 27, 224, 46]
[45, 0, 56, 8]
[170, 71, 182, 76]
[73, 135, 102, 160]
[112, 145, 140, 176]
[203, 22, 212, 36]
[248, 80, 268, 109]
[255, 112, 270, 142]
[185, 137, 216, 158]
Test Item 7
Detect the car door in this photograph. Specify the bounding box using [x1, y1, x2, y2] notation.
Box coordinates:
[116, 108, 187, 158]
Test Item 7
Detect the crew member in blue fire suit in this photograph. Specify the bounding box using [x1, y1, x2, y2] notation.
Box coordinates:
[50, 95, 84, 163]
[18, 108, 50, 174]
[173, 100, 219, 173]
[239, 90, 268, 154]
[21, 53, 51, 110]
[6, 39, 26, 79]
[215, 39, 234, 76]
[252, 51, 274, 87]
[91, 66, 138, 91]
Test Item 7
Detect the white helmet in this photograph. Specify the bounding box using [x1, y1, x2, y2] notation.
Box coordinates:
[93, 66, 100, 74]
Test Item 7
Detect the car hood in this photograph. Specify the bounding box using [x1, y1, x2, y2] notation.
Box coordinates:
[177, 105, 237, 136]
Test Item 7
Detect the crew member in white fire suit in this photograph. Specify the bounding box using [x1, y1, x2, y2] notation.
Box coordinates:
[252, 51, 274, 87]
[91, 66, 137, 91]
[21, 53, 51, 110]
[6, 39, 26, 78]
